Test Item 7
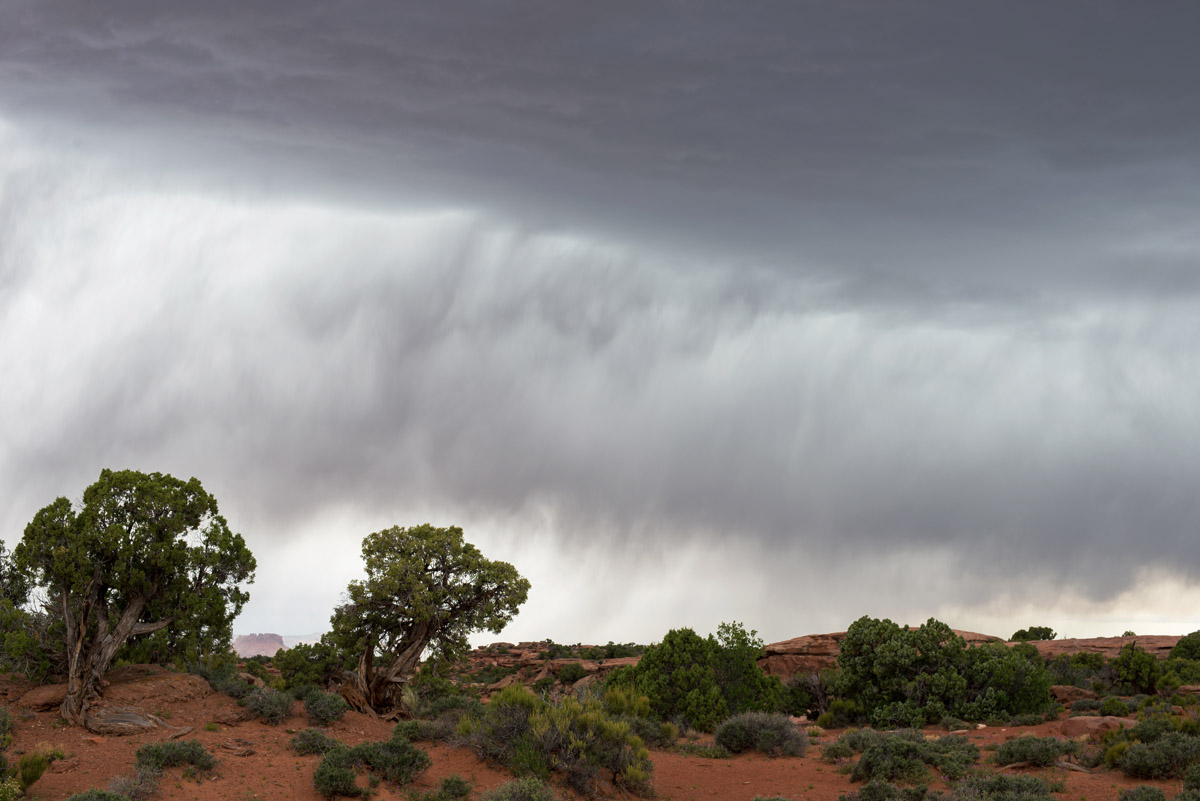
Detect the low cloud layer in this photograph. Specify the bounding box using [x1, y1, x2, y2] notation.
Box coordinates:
[2, 2, 1199, 641]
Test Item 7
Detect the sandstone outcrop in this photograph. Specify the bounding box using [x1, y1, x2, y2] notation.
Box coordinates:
[1025, 635, 1179, 661]
[1061, 715, 1137, 739]
[233, 632, 287, 658]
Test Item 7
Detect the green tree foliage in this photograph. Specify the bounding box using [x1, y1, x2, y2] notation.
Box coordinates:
[627, 622, 783, 732]
[14, 469, 256, 722]
[1113, 643, 1162, 694]
[1171, 632, 1200, 662]
[274, 642, 343, 691]
[326, 524, 529, 712]
[835, 617, 1052, 727]
[1010, 626, 1056, 642]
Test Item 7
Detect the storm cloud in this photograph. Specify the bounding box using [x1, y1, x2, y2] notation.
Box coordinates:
[2, 1, 1200, 642]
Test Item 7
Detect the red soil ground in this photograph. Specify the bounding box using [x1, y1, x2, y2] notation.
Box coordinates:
[1, 671, 1183, 801]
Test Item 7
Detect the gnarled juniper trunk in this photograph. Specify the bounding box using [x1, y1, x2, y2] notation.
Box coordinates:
[59, 587, 172, 724]
[344, 623, 430, 713]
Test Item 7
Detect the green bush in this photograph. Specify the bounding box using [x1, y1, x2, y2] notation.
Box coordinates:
[305, 690, 350, 726]
[714, 712, 806, 757]
[992, 735, 1077, 767]
[1046, 651, 1108, 689]
[135, 739, 217, 773]
[951, 774, 1057, 799]
[292, 729, 342, 756]
[16, 752, 48, 791]
[628, 622, 783, 732]
[1070, 699, 1102, 713]
[0, 600, 59, 682]
[1119, 732, 1200, 779]
[846, 730, 979, 783]
[1118, 788, 1166, 801]
[1186, 761, 1200, 791]
[481, 778, 558, 801]
[392, 720, 438, 743]
[835, 617, 1052, 728]
[1173, 632, 1200, 662]
[838, 781, 930, 801]
[273, 642, 343, 691]
[1011, 627, 1056, 642]
[245, 687, 294, 724]
[347, 739, 432, 786]
[458, 684, 652, 796]
[0, 777, 22, 801]
[312, 739, 432, 799]
[0, 708, 10, 749]
[313, 747, 360, 799]
[557, 662, 588, 684]
[65, 791, 133, 801]
[1114, 644, 1162, 695]
[1100, 696, 1131, 716]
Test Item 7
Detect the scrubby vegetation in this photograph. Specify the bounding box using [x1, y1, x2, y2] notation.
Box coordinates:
[481, 777, 559, 801]
[1011, 627, 1056, 642]
[616, 621, 784, 731]
[823, 729, 979, 783]
[713, 712, 806, 757]
[305, 689, 350, 726]
[312, 738, 432, 798]
[832, 617, 1053, 728]
[991, 735, 1077, 767]
[292, 728, 342, 756]
[457, 684, 653, 796]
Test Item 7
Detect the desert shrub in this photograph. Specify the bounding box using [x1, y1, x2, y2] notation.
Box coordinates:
[135, 739, 217, 773]
[835, 617, 1051, 728]
[950, 773, 1057, 799]
[1118, 732, 1200, 779]
[243, 659, 270, 682]
[313, 739, 432, 798]
[1114, 644, 1162, 695]
[1070, 699, 1101, 713]
[15, 752, 48, 790]
[245, 687, 293, 724]
[409, 774, 474, 801]
[273, 642, 342, 691]
[292, 728, 341, 756]
[0, 777, 21, 801]
[481, 777, 558, 801]
[848, 730, 979, 783]
[1186, 761, 1200, 791]
[1046, 651, 1108, 689]
[313, 747, 360, 799]
[65, 791, 131, 801]
[191, 659, 256, 700]
[458, 683, 652, 796]
[348, 739, 432, 786]
[305, 690, 350, 726]
[1011, 627, 1056, 642]
[1173, 632, 1200, 663]
[108, 765, 162, 801]
[941, 716, 971, 731]
[0, 601, 60, 682]
[1009, 712, 1047, 726]
[599, 686, 677, 747]
[714, 712, 806, 757]
[423, 693, 484, 720]
[0, 708, 10, 749]
[992, 736, 1077, 767]
[673, 741, 730, 758]
[838, 781, 930, 801]
[392, 719, 437, 742]
[1130, 716, 1173, 744]
[558, 662, 588, 684]
[623, 715, 679, 748]
[1100, 696, 1131, 716]
[629, 622, 782, 732]
[1118, 788, 1166, 801]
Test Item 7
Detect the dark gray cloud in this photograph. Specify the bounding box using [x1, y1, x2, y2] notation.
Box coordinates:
[2, 2, 1200, 639]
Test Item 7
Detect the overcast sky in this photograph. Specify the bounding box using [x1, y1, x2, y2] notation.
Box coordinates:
[3, 1, 1200, 646]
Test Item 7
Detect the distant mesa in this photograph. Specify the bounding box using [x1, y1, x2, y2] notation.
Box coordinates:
[233, 633, 285, 657]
